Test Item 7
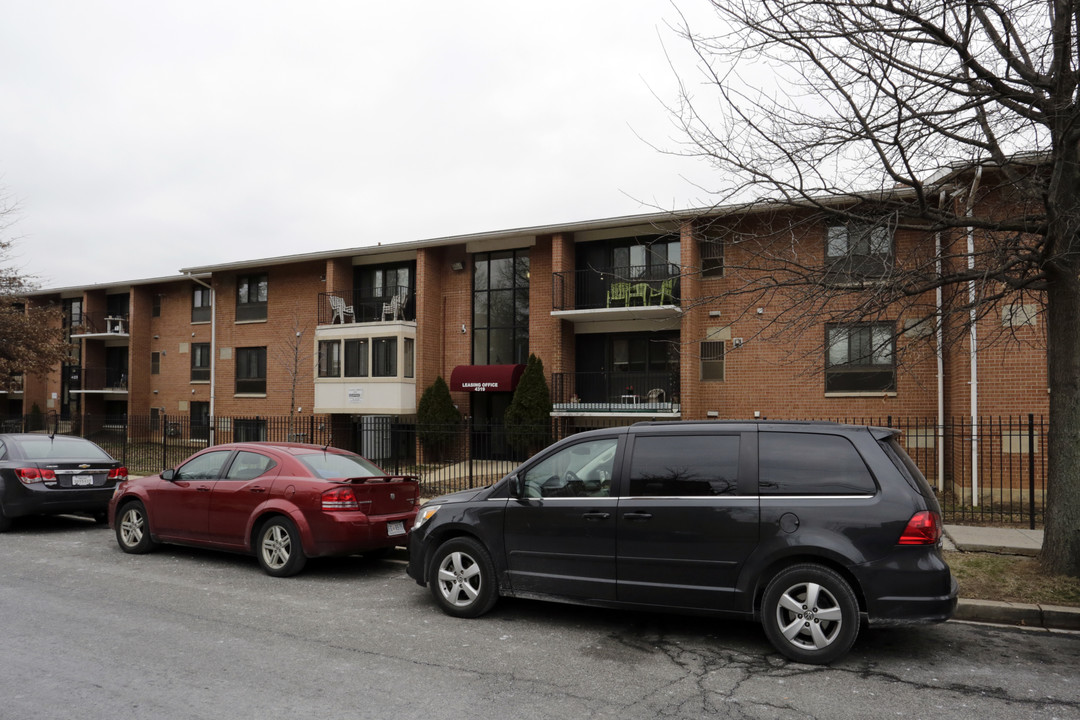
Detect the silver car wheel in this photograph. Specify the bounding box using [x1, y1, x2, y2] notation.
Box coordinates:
[261, 523, 292, 570]
[774, 580, 844, 651]
[119, 507, 145, 547]
[436, 550, 482, 607]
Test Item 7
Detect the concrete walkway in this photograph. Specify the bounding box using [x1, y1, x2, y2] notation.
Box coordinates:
[943, 524, 1080, 631]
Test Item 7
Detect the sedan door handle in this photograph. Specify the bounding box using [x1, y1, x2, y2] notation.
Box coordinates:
[582, 512, 611, 521]
[248, 487, 267, 493]
[623, 512, 653, 521]
[196, 485, 212, 492]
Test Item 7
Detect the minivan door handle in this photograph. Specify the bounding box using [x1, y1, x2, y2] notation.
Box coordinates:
[582, 512, 611, 521]
[622, 511, 653, 521]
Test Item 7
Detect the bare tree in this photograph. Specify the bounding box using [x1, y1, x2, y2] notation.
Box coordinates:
[668, 0, 1080, 575]
[272, 313, 314, 441]
[0, 192, 68, 387]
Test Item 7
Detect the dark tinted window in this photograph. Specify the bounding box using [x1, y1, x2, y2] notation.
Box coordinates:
[13, 437, 113, 461]
[758, 432, 876, 495]
[628, 434, 739, 496]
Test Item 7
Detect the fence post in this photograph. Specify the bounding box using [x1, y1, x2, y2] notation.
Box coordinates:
[161, 414, 169, 472]
[468, 415, 474, 490]
[1028, 413, 1036, 531]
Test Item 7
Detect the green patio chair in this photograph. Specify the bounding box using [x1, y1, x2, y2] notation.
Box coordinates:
[606, 281, 630, 307]
[649, 277, 676, 305]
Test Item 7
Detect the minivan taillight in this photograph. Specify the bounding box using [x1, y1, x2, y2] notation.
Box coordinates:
[322, 487, 359, 511]
[16, 468, 56, 484]
[108, 467, 128, 482]
[898, 511, 942, 545]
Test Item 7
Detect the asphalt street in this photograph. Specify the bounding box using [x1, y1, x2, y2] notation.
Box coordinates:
[1, 516, 1078, 720]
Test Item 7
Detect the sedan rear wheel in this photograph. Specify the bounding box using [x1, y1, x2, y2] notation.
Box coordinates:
[428, 537, 498, 618]
[761, 563, 859, 665]
[256, 517, 307, 577]
[116, 501, 159, 554]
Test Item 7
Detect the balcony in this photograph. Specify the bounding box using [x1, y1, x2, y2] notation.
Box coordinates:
[552, 266, 681, 323]
[69, 366, 128, 394]
[317, 287, 415, 326]
[70, 312, 130, 338]
[1, 375, 23, 395]
[550, 371, 680, 416]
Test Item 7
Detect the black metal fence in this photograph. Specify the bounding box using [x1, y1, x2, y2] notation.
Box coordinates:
[1, 412, 1049, 526]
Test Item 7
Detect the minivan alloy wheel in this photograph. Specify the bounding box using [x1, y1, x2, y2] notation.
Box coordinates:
[761, 563, 859, 664]
[428, 537, 498, 618]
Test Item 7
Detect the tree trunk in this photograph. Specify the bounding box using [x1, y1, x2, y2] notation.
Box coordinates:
[1042, 268, 1080, 576]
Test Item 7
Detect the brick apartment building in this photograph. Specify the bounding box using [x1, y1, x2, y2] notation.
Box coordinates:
[13, 190, 1048, 474]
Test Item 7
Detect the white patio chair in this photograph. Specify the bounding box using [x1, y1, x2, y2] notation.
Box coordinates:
[382, 287, 408, 321]
[328, 295, 354, 324]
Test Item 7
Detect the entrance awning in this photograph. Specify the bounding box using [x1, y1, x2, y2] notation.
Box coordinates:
[450, 364, 526, 392]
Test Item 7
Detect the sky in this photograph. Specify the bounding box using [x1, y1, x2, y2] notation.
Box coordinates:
[0, 1, 719, 291]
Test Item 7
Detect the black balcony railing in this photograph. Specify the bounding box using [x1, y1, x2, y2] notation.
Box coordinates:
[551, 371, 680, 412]
[318, 287, 416, 325]
[552, 265, 680, 311]
[73, 366, 128, 391]
[72, 312, 129, 335]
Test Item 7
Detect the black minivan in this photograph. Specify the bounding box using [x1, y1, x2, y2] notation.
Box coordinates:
[407, 421, 957, 664]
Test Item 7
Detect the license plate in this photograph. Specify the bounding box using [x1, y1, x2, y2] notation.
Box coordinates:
[387, 521, 405, 537]
[72, 475, 95, 487]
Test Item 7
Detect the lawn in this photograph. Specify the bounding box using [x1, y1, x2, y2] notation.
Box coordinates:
[945, 550, 1080, 607]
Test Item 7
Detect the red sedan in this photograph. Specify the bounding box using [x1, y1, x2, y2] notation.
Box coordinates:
[108, 442, 419, 577]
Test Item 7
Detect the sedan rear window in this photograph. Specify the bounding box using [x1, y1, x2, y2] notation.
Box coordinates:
[297, 452, 384, 479]
[13, 437, 113, 461]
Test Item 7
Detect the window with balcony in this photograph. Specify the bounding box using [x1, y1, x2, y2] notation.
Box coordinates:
[344, 339, 369, 377]
[473, 250, 529, 365]
[318, 340, 341, 378]
[825, 219, 893, 278]
[236, 273, 268, 322]
[191, 343, 211, 382]
[825, 323, 895, 393]
[235, 346, 267, 394]
[192, 286, 212, 323]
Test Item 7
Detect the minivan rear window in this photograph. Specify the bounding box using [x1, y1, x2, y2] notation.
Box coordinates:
[759, 432, 876, 495]
[628, 434, 739, 496]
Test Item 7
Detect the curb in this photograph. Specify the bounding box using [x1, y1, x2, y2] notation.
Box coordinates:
[953, 599, 1080, 631]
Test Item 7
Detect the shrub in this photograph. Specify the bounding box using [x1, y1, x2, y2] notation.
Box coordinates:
[504, 354, 552, 457]
[416, 376, 462, 461]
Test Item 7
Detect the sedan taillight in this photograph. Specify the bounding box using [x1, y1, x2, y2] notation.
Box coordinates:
[108, 467, 128, 482]
[16, 468, 56, 484]
[898, 510, 942, 545]
[322, 487, 359, 511]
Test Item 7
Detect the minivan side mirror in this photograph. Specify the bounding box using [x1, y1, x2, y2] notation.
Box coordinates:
[507, 474, 522, 499]
[162, 469, 177, 481]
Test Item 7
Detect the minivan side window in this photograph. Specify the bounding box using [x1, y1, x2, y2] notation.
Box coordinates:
[758, 432, 876, 495]
[628, 434, 739, 496]
[522, 438, 617, 498]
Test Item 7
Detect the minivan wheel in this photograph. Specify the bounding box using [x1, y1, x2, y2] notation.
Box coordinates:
[429, 537, 498, 618]
[256, 517, 307, 577]
[761, 564, 859, 665]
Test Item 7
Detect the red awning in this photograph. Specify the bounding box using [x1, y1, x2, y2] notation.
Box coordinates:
[450, 364, 525, 392]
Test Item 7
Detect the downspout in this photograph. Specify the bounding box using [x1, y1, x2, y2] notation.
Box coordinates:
[186, 274, 216, 429]
[964, 167, 983, 506]
[935, 190, 946, 492]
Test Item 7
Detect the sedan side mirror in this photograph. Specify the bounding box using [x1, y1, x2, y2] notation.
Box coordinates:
[161, 469, 177, 481]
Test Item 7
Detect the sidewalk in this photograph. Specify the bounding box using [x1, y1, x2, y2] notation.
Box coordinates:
[944, 524, 1080, 631]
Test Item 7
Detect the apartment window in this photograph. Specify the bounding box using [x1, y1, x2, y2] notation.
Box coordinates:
[235, 347, 267, 394]
[192, 286, 212, 323]
[825, 220, 893, 277]
[698, 221, 724, 278]
[344, 339, 369, 377]
[236, 273, 268, 322]
[152, 294, 162, 317]
[373, 337, 397, 377]
[234, 418, 267, 442]
[473, 250, 530, 365]
[191, 343, 211, 382]
[151, 352, 161, 375]
[700, 341, 725, 381]
[825, 323, 895, 393]
[404, 338, 415, 379]
[318, 340, 341, 378]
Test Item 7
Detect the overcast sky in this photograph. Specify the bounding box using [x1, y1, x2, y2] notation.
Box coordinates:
[0, 1, 718, 290]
